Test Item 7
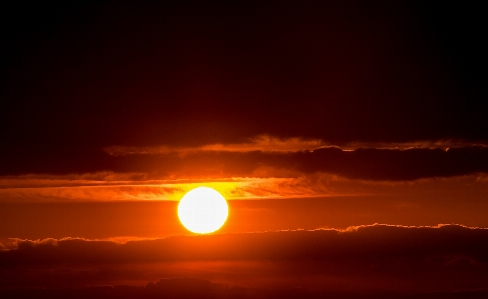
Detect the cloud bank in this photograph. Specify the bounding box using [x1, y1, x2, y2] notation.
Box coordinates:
[1, 225, 487, 292]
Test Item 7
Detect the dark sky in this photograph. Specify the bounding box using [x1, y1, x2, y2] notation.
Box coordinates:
[1, 0, 486, 176]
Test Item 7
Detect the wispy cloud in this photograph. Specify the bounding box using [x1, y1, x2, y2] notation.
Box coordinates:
[1, 172, 488, 203]
[104, 135, 324, 156]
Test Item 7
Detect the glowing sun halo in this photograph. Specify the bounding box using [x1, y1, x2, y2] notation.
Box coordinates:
[178, 187, 229, 234]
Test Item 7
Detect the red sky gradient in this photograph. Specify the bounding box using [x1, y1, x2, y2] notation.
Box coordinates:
[1, 1, 487, 297]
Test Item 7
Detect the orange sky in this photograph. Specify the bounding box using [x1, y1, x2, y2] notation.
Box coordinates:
[1, 1, 487, 296]
[1, 172, 488, 239]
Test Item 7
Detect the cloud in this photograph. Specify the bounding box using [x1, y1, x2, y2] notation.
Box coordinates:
[3, 278, 488, 299]
[3, 278, 487, 299]
[0, 176, 301, 202]
[3, 135, 488, 181]
[0, 172, 152, 188]
[1, 225, 487, 292]
[104, 135, 325, 156]
[0, 184, 181, 202]
[148, 145, 488, 180]
[2, 172, 488, 203]
[104, 135, 488, 156]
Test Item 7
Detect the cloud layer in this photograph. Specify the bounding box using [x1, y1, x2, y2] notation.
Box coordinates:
[3, 144, 488, 182]
[1, 225, 487, 292]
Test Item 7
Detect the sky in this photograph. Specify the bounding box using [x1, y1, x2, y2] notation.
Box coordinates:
[1, 1, 487, 297]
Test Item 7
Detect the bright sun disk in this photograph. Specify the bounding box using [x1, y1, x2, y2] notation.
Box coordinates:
[178, 187, 229, 234]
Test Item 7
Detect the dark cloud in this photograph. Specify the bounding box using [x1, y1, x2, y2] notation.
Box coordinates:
[2, 278, 488, 299]
[295, 146, 488, 180]
[1, 225, 487, 292]
[137, 145, 488, 180]
[4, 144, 487, 180]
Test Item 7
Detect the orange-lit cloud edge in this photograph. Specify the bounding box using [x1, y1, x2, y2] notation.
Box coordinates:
[1, 223, 486, 251]
[104, 135, 488, 156]
[3, 223, 488, 293]
[2, 135, 488, 203]
[2, 172, 488, 203]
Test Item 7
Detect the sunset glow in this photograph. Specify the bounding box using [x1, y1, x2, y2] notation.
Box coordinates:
[2, 1, 487, 297]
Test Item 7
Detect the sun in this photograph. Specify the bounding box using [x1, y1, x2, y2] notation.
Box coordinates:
[178, 187, 229, 234]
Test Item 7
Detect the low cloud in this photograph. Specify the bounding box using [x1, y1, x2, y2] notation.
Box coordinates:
[3, 278, 488, 299]
[2, 278, 488, 299]
[1, 225, 487, 292]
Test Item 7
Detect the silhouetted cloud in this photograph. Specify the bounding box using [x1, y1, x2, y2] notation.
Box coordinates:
[104, 136, 488, 156]
[3, 277, 488, 299]
[1, 225, 487, 292]
[3, 145, 488, 180]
